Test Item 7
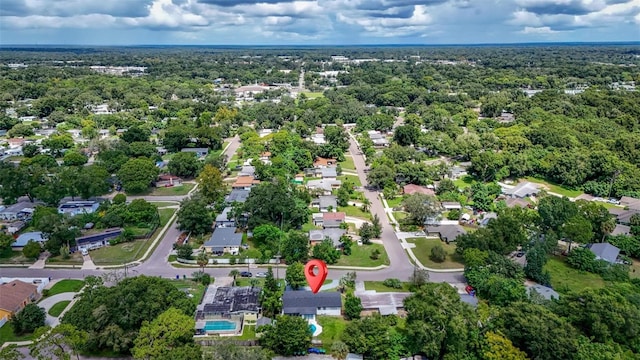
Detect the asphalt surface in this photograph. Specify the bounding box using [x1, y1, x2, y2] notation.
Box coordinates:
[0, 134, 464, 284]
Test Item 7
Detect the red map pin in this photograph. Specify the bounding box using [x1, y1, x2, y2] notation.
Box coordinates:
[304, 259, 328, 294]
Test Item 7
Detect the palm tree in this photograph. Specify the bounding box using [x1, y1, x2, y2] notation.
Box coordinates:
[229, 270, 240, 286]
[361, 198, 371, 213]
[601, 217, 617, 242]
[196, 251, 209, 273]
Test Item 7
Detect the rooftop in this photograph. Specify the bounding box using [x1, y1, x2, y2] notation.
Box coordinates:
[199, 286, 261, 315]
[0, 280, 38, 313]
[424, 224, 467, 241]
[205, 227, 242, 249]
[504, 182, 540, 198]
[323, 212, 346, 221]
[309, 228, 346, 247]
[282, 291, 342, 315]
[587, 243, 620, 264]
[226, 189, 251, 203]
[403, 184, 435, 196]
[13, 231, 45, 247]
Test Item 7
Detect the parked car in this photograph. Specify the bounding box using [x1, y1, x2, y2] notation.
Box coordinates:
[240, 271, 252, 277]
[308, 348, 326, 354]
[255, 272, 267, 278]
[516, 251, 525, 258]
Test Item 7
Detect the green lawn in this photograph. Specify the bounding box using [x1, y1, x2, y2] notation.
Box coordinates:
[304, 92, 325, 99]
[393, 211, 407, 221]
[337, 175, 362, 188]
[339, 156, 356, 171]
[364, 281, 412, 292]
[0, 323, 35, 344]
[48, 279, 85, 296]
[0, 249, 34, 265]
[406, 238, 465, 269]
[48, 300, 71, 317]
[238, 325, 256, 340]
[545, 256, 605, 293]
[172, 279, 206, 306]
[47, 252, 84, 265]
[149, 201, 179, 208]
[338, 205, 371, 220]
[148, 183, 195, 196]
[386, 196, 404, 209]
[453, 175, 475, 189]
[630, 259, 640, 279]
[158, 208, 176, 226]
[335, 244, 389, 267]
[90, 240, 148, 265]
[301, 218, 319, 232]
[316, 316, 348, 347]
[524, 177, 583, 198]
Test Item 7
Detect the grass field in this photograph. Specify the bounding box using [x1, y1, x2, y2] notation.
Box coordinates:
[335, 244, 389, 267]
[148, 183, 195, 196]
[48, 300, 71, 317]
[338, 205, 371, 220]
[339, 156, 356, 171]
[238, 325, 256, 340]
[524, 177, 583, 198]
[172, 279, 206, 306]
[393, 211, 408, 221]
[544, 256, 605, 293]
[406, 238, 464, 269]
[304, 92, 325, 99]
[91, 208, 175, 265]
[453, 175, 475, 189]
[364, 281, 412, 292]
[386, 196, 404, 209]
[48, 279, 85, 296]
[316, 316, 348, 347]
[149, 201, 179, 208]
[0, 249, 34, 265]
[0, 323, 35, 344]
[337, 175, 362, 188]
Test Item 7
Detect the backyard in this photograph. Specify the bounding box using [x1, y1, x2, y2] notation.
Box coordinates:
[0, 323, 35, 344]
[171, 279, 207, 306]
[406, 237, 464, 270]
[453, 175, 475, 189]
[544, 256, 605, 293]
[316, 315, 348, 348]
[148, 182, 195, 196]
[334, 243, 389, 268]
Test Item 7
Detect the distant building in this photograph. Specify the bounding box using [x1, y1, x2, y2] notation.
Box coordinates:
[57, 200, 100, 217]
[181, 148, 209, 158]
[0, 202, 37, 221]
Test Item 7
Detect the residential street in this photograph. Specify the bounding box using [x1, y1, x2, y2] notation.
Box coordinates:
[1, 134, 464, 284]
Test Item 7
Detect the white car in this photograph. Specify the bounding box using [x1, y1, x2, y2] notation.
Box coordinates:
[255, 272, 267, 278]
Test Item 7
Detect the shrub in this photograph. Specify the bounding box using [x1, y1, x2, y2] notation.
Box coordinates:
[370, 248, 381, 260]
[383, 278, 403, 289]
[447, 209, 462, 220]
[430, 244, 447, 263]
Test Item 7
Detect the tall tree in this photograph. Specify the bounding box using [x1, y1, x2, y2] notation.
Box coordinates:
[30, 324, 88, 360]
[197, 164, 226, 204]
[168, 152, 200, 178]
[132, 308, 200, 360]
[281, 231, 310, 264]
[402, 193, 439, 225]
[117, 157, 159, 194]
[285, 262, 306, 290]
[176, 196, 213, 236]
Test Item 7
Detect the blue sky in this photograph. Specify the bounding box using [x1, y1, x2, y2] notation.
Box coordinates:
[0, 0, 638, 45]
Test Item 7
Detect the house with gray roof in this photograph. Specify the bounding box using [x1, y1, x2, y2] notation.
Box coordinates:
[587, 243, 620, 264]
[11, 232, 46, 250]
[238, 165, 256, 177]
[424, 224, 467, 242]
[320, 167, 337, 180]
[180, 147, 209, 158]
[282, 291, 342, 320]
[611, 224, 631, 236]
[204, 227, 242, 255]
[306, 179, 341, 194]
[503, 182, 540, 199]
[309, 228, 347, 248]
[215, 207, 235, 228]
[312, 195, 338, 212]
[225, 189, 250, 204]
[0, 202, 37, 221]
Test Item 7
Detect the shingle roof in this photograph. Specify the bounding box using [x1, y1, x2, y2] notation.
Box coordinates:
[403, 184, 435, 196]
[226, 189, 250, 203]
[424, 224, 467, 241]
[282, 291, 342, 315]
[0, 280, 38, 313]
[318, 195, 337, 209]
[308, 228, 346, 247]
[13, 232, 45, 247]
[205, 227, 242, 249]
[504, 182, 540, 198]
[587, 243, 620, 264]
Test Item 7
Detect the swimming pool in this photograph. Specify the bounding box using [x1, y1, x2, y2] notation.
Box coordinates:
[309, 324, 317, 333]
[204, 320, 237, 332]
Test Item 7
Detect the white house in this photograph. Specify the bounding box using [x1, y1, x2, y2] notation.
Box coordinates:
[203, 227, 242, 255]
[57, 200, 100, 217]
[282, 291, 342, 321]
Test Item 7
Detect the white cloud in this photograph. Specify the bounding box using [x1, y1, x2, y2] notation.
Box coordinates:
[1, 14, 117, 29]
[521, 26, 559, 34]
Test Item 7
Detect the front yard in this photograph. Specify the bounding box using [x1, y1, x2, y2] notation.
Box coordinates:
[338, 205, 371, 220]
[364, 281, 412, 292]
[0, 323, 35, 344]
[339, 156, 356, 171]
[0, 249, 34, 265]
[148, 183, 195, 196]
[337, 175, 362, 188]
[47, 279, 85, 296]
[406, 237, 464, 270]
[335, 243, 389, 268]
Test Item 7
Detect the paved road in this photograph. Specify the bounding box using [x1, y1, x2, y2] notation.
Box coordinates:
[1, 135, 464, 283]
[38, 292, 76, 327]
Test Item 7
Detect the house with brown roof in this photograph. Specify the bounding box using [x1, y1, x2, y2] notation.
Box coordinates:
[313, 157, 337, 168]
[232, 176, 261, 190]
[403, 184, 435, 196]
[321, 212, 346, 228]
[0, 280, 40, 321]
[505, 197, 531, 209]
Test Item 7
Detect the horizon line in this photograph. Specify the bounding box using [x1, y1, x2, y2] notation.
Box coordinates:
[0, 41, 639, 48]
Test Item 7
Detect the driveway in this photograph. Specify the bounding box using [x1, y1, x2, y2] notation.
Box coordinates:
[38, 292, 77, 327]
